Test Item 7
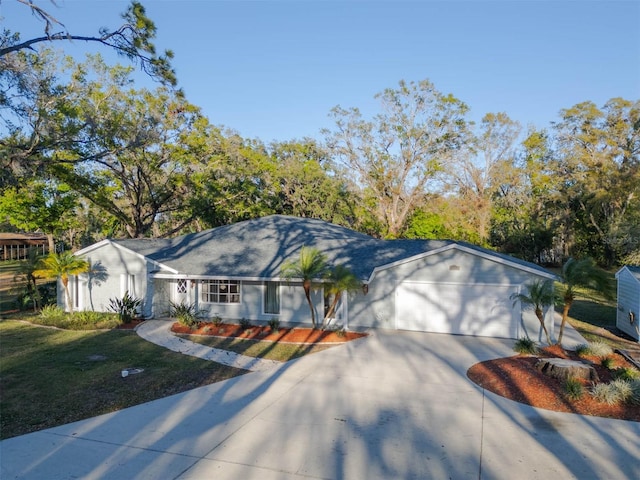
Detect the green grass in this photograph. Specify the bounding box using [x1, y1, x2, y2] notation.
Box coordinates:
[0, 314, 341, 440]
[557, 285, 640, 352]
[177, 334, 339, 361]
[0, 320, 248, 439]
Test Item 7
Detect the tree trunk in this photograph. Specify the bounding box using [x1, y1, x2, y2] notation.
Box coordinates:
[62, 277, 73, 313]
[303, 280, 316, 328]
[535, 308, 552, 345]
[556, 302, 572, 346]
[46, 233, 55, 255]
[323, 292, 342, 329]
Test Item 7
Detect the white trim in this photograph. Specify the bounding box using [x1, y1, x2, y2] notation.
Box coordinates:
[76, 239, 178, 274]
[74, 239, 111, 256]
[367, 243, 557, 283]
[398, 280, 521, 287]
[150, 273, 317, 283]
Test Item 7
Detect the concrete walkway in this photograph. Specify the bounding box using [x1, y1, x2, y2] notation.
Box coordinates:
[136, 320, 282, 372]
[2, 327, 638, 479]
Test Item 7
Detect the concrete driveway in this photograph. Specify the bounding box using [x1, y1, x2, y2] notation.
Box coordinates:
[1, 330, 639, 479]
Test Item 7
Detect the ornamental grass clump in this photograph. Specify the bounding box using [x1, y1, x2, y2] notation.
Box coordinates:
[600, 356, 615, 370]
[563, 377, 584, 400]
[268, 317, 280, 333]
[513, 337, 538, 354]
[612, 367, 640, 382]
[575, 341, 613, 358]
[591, 379, 633, 405]
[630, 380, 640, 405]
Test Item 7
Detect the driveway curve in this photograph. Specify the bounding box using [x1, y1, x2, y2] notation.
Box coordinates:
[1, 330, 638, 479]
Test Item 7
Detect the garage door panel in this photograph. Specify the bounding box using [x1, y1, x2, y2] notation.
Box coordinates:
[396, 283, 518, 338]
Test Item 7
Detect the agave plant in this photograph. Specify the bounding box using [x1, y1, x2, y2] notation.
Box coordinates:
[108, 291, 142, 323]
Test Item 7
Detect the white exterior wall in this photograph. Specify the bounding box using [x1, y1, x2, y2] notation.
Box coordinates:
[616, 268, 640, 341]
[74, 243, 154, 318]
[158, 279, 324, 326]
[347, 247, 554, 340]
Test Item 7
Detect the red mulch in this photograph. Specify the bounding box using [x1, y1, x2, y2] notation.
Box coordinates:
[170, 322, 368, 344]
[467, 346, 640, 421]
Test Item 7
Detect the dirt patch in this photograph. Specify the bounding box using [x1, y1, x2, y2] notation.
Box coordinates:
[170, 322, 367, 344]
[467, 346, 640, 421]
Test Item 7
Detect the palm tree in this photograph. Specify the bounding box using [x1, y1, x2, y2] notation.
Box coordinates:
[323, 264, 361, 329]
[35, 251, 89, 313]
[14, 247, 43, 311]
[555, 257, 614, 346]
[281, 246, 329, 329]
[511, 279, 555, 345]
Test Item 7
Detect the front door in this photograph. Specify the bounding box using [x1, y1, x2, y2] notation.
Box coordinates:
[172, 278, 189, 306]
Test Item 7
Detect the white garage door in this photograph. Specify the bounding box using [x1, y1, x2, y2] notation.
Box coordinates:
[396, 283, 519, 338]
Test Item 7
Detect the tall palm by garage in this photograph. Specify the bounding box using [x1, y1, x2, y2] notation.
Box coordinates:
[281, 246, 329, 329]
[556, 257, 614, 346]
[511, 279, 555, 345]
[35, 251, 89, 313]
[323, 264, 361, 329]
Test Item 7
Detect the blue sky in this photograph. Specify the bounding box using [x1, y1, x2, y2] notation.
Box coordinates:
[3, 0, 640, 143]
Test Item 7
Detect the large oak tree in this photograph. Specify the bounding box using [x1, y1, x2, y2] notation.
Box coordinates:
[324, 79, 470, 238]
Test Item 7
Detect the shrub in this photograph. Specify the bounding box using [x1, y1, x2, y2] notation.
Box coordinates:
[17, 283, 57, 311]
[35, 306, 120, 330]
[513, 337, 538, 354]
[630, 380, 640, 405]
[108, 291, 142, 323]
[39, 305, 66, 321]
[612, 367, 640, 381]
[68, 311, 121, 330]
[574, 344, 590, 356]
[239, 317, 252, 330]
[37, 283, 57, 307]
[563, 377, 584, 400]
[600, 357, 615, 370]
[169, 301, 203, 328]
[212, 314, 223, 326]
[591, 379, 633, 405]
[336, 328, 347, 338]
[268, 317, 280, 332]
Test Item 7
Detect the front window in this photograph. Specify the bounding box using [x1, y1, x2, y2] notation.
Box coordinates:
[264, 281, 280, 314]
[201, 280, 240, 304]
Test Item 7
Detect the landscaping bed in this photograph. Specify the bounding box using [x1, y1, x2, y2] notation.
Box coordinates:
[170, 321, 368, 344]
[467, 345, 640, 421]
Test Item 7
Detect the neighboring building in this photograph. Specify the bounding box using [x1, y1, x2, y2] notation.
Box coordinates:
[68, 215, 557, 341]
[615, 266, 640, 342]
[0, 233, 49, 261]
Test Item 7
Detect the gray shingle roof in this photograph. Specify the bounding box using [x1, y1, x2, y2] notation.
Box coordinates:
[113, 215, 553, 280]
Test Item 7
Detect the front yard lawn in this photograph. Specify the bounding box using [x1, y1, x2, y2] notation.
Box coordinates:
[0, 320, 247, 439]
